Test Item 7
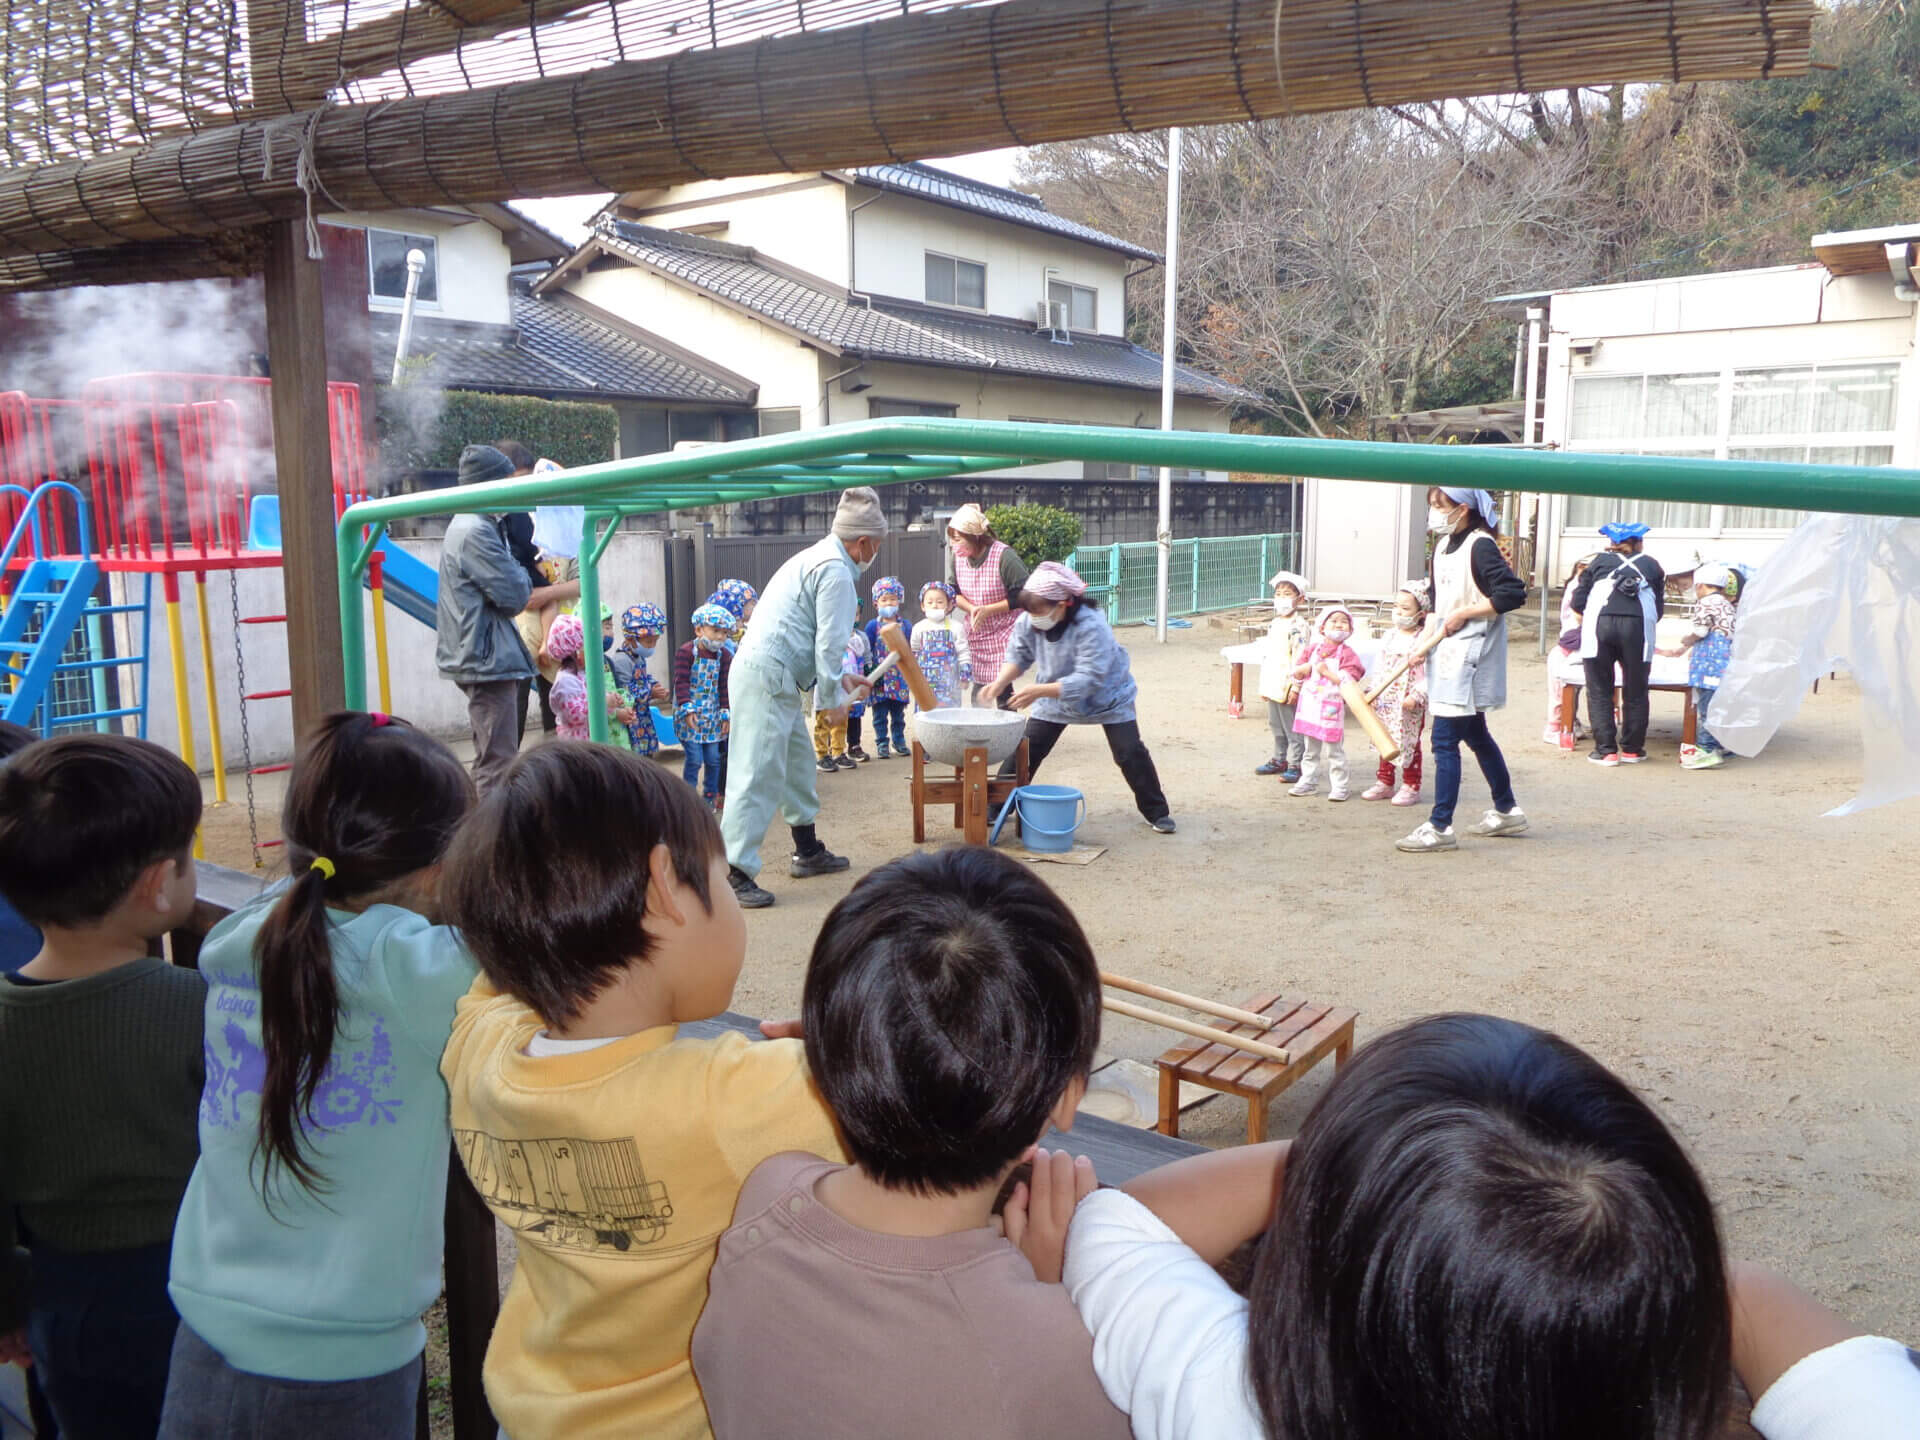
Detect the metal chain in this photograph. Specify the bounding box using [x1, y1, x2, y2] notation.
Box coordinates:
[228, 567, 260, 868]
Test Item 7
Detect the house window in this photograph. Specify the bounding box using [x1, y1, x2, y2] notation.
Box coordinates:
[924, 252, 986, 310]
[367, 229, 439, 304]
[1564, 363, 1900, 531]
[868, 398, 959, 419]
[1048, 280, 1098, 331]
[758, 408, 802, 435]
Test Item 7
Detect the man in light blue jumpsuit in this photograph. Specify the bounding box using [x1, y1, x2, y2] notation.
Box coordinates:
[722, 488, 885, 909]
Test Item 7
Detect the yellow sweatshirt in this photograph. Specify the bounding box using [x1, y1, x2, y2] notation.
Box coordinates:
[441, 980, 845, 1440]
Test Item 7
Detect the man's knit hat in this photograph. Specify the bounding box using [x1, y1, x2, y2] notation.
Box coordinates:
[832, 487, 888, 542]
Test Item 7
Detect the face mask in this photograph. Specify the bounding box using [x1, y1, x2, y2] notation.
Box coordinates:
[1273, 597, 1296, 615]
[1429, 508, 1456, 533]
[1395, 613, 1420, 630]
[633, 640, 655, 656]
[1030, 611, 1060, 632]
[879, 604, 900, 620]
[924, 606, 948, 623]
[698, 635, 721, 651]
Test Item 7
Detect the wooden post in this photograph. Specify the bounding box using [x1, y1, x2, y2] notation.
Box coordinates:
[264, 219, 347, 735]
[441, 1155, 501, 1440]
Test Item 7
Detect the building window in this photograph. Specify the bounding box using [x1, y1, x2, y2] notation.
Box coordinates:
[924, 252, 986, 310]
[1564, 363, 1900, 531]
[1048, 280, 1098, 331]
[868, 398, 959, 419]
[758, 408, 802, 435]
[367, 229, 438, 304]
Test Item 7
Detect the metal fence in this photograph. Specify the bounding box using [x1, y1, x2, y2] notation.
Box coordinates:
[1070, 532, 1302, 626]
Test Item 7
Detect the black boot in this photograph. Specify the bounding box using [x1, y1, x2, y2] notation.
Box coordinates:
[789, 824, 850, 879]
[727, 865, 775, 909]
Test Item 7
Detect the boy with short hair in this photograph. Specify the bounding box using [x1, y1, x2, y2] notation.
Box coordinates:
[439, 744, 842, 1440]
[0, 734, 207, 1438]
[690, 846, 1133, 1440]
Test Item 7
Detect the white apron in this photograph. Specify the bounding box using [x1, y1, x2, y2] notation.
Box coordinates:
[1578, 554, 1658, 664]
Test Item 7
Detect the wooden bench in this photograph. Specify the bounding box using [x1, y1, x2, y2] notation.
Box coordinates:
[1155, 993, 1358, 1145]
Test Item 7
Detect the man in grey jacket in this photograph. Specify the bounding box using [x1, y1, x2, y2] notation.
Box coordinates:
[435, 445, 577, 792]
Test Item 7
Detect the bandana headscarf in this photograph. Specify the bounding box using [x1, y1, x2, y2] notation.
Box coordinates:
[622, 603, 667, 638]
[1268, 569, 1310, 592]
[872, 575, 906, 605]
[1599, 521, 1652, 544]
[919, 580, 957, 606]
[1693, 562, 1732, 591]
[1023, 561, 1088, 603]
[692, 603, 735, 631]
[1439, 487, 1500, 532]
[1398, 579, 1432, 613]
[1314, 605, 1356, 639]
[709, 579, 757, 621]
[545, 613, 586, 663]
[947, 503, 990, 537]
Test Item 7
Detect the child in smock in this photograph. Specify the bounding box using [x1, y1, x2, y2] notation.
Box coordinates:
[675, 604, 734, 804]
[1363, 582, 1430, 806]
[1289, 605, 1365, 801]
[1658, 561, 1740, 770]
[612, 603, 670, 755]
[863, 577, 913, 758]
[1544, 553, 1594, 747]
[912, 581, 972, 709]
[1254, 570, 1313, 783]
[546, 614, 635, 749]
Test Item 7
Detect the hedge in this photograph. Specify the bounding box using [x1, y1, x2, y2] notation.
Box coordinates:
[985, 502, 1083, 567]
[375, 386, 619, 472]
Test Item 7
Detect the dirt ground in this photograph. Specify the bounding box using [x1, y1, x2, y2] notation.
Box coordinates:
[200, 617, 1920, 1344]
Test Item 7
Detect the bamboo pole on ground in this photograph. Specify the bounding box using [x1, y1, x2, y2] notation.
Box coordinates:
[1103, 997, 1293, 1065]
[1101, 972, 1279, 1031]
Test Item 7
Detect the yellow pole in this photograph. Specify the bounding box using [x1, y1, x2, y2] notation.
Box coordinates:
[193, 574, 227, 804]
[369, 552, 394, 714]
[161, 574, 204, 858]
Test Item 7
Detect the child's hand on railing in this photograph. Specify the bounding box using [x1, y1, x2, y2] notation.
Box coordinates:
[1002, 1145, 1097, 1285]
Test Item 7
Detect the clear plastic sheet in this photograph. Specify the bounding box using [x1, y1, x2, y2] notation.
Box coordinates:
[1710, 515, 1920, 816]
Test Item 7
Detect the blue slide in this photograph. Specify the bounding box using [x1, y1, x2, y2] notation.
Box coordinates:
[247, 496, 437, 625]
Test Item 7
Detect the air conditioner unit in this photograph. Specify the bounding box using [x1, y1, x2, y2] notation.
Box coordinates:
[1034, 299, 1071, 337]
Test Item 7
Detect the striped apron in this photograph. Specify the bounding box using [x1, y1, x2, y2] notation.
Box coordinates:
[955, 539, 1016, 678]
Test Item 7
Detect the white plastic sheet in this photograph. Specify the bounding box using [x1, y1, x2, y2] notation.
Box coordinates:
[1710, 515, 1920, 815]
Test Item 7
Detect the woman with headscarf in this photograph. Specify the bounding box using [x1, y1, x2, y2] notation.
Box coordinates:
[1397, 487, 1530, 854]
[1570, 520, 1667, 766]
[983, 561, 1175, 835]
[944, 503, 1030, 705]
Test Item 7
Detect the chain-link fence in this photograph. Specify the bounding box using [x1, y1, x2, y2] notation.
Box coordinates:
[1069, 532, 1301, 626]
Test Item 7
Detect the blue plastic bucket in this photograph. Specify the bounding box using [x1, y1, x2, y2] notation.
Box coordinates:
[1011, 785, 1087, 854]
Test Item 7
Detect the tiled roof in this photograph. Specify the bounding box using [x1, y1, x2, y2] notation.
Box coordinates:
[368, 294, 753, 405]
[848, 163, 1160, 262]
[594, 221, 1241, 402]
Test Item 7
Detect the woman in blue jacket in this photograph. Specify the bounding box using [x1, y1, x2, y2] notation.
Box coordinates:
[984, 562, 1175, 835]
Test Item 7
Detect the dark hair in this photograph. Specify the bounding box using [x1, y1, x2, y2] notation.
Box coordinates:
[443, 743, 721, 1026]
[802, 847, 1102, 1195]
[255, 712, 473, 1195]
[0, 721, 37, 761]
[1247, 1013, 1730, 1440]
[0, 734, 200, 928]
[493, 439, 536, 472]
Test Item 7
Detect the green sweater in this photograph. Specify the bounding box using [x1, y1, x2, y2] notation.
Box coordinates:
[0, 957, 206, 1326]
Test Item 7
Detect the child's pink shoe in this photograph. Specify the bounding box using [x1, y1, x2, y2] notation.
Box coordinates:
[1542, 725, 1563, 746]
[1391, 784, 1422, 806]
[1360, 781, 1393, 801]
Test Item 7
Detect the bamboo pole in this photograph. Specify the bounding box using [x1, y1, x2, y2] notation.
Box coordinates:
[1104, 997, 1293, 1065]
[1101, 972, 1278, 1031]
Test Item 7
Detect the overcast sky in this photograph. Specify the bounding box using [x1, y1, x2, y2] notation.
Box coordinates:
[509, 147, 1026, 244]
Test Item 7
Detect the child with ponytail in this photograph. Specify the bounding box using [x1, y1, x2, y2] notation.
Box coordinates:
[158, 712, 476, 1440]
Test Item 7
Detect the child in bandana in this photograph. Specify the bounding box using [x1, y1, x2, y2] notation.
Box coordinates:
[546, 614, 636, 749]
[709, 579, 758, 652]
[1658, 561, 1741, 770]
[674, 604, 735, 806]
[1362, 583, 1430, 806]
[911, 582, 972, 709]
[611, 603, 670, 756]
[1289, 605, 1365, 801]
[863, 577, 913, 758]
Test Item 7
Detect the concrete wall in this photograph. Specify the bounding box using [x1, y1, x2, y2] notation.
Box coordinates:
[331, 208, 516, 327]
[128, 531, 669, 773]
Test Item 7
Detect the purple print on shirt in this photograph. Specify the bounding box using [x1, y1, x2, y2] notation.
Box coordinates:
[201, 971, 402, 1131]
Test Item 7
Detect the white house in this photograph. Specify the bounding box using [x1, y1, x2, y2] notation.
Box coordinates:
[533, 163, 1242, 477]
[1531, 223, 1920, 581]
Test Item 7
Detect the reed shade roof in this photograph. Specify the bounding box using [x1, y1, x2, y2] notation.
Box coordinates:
[0, 0, 1813, 288]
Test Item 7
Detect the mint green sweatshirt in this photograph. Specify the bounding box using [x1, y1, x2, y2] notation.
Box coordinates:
[168, 895, 477, 1381]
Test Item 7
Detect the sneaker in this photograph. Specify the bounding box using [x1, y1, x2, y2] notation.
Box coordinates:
[1254, 759, 1286, 776]
[1588, 751, 1620, 768]
[1396, 821, 1457, 853]
[790, 847, 851, 879]
[846, 747, 871, 763]
[1619, 751, 1647, 764]
[874, 744, 892, 760]
[1681, 749, 1726, 770]
[1288, 780, 1319, 797]
[834, 754, 859, 770]
[1147, 815, 1177, 834]
[1360, 781, 1393, 801]
[1391, 784, 1422, 807]
[1542, 725, 1564, 746]
[1327, 788, 1350, 803]
[1468, 807, 1529, 838]
[727, 867, 775, 909]
[1280, 766, 1301, 784]
[816, 755, 839, 774]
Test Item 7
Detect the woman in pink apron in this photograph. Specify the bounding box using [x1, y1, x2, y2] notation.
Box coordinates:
[946, 503, 1031, 706]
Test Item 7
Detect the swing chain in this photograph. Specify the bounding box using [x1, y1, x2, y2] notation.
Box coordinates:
[229, 567, 260, 868]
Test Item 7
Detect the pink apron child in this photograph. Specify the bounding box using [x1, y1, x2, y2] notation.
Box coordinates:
[1362, 581, 1430, 806]
[1289, 605, 1365, 801]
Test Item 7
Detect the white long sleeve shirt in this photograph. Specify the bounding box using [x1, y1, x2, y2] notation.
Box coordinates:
[1064, 1189, 1918, 1440]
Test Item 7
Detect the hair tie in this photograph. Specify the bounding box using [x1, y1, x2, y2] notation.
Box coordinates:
[369, 712, 392, 727]
[309, 857, 336, 880]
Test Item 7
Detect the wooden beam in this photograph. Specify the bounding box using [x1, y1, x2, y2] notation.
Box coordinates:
[263, 220, 347, 736]
[441, 1153, 501, 1440]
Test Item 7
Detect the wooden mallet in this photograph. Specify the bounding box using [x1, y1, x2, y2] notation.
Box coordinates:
[877, 621, 939, 711]
[1341, 620, 1449, 763]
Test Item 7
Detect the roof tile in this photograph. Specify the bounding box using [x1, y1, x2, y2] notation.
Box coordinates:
[850, 163, 1160, 262]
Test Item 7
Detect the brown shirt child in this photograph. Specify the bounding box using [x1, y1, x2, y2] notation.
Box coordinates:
[691, 1152, 1131, 1440]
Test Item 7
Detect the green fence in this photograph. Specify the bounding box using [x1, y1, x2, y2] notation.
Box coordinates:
[1069, 532, 1301, 626]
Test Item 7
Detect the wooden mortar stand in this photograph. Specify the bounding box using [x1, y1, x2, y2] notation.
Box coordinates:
[911, 738, 1030, 846]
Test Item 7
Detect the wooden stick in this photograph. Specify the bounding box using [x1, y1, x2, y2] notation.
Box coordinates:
[1340, 677, 1401, 765]
[1362, 622, 1446, 705]
[1101, 971, 1279, 1031]
[1103, 997, 1292, 1065]
[878, 621, 939, 711]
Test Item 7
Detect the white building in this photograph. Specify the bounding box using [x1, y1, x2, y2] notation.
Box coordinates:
[1532, 223, 1920, 581]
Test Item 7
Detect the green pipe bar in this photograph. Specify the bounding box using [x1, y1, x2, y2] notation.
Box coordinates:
[335, 418, 1920, 709]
